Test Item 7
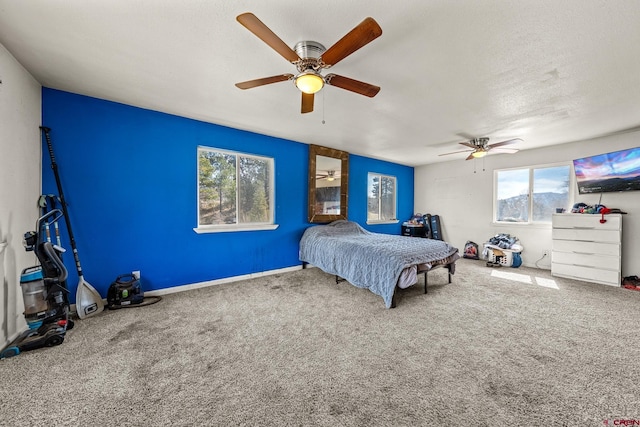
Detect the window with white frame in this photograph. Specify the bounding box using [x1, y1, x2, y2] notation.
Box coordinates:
[494, 163, 571, 223]
[367, 173, 397, 223]
[197, 147, 274, 230]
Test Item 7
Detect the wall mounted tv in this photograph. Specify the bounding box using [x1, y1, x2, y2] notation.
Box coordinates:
[573, 146, 640, 194]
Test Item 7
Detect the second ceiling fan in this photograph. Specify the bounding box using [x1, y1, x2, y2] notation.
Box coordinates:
[439, 137, 522, 160]
[235, 13, 382, 114]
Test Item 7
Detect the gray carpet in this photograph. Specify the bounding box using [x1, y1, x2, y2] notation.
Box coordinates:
[1, 258, 639, 426]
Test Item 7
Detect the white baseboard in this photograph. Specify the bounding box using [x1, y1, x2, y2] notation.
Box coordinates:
[144, 264, 306, 297]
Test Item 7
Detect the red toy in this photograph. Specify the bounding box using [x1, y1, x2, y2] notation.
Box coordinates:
[599, 207, 611, 224]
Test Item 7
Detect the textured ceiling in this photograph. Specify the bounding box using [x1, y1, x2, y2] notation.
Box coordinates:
[1, 0, 640, 166]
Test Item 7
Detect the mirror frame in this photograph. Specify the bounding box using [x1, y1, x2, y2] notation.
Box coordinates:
[308, 144, 349, 223]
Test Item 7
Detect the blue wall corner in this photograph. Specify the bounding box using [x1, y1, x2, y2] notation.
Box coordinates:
[41, 88, 414, 300]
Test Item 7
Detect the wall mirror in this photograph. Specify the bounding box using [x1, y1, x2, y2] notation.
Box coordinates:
[308, 144, 349, 223]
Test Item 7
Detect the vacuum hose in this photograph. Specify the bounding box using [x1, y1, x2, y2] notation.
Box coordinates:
[41, 241, 68, 284]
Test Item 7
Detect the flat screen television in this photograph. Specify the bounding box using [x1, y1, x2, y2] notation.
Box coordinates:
[573, 146, 640, 194]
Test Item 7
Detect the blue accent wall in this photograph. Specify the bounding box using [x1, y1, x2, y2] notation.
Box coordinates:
[42, 88, 413, 300]
[349, 154, 414, 234]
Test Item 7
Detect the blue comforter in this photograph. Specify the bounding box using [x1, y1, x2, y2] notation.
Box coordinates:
[299, 221, 459, 308]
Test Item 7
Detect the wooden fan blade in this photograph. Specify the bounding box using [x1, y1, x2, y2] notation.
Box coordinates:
[320, 17, 382, 67]
[237, 13, 300, 63]
[235, 74, 293, 89]
[325, 74, 380, 97]
[488, 138, 523, 149]
[301, 92, 314, 114]
[459, 142, 478, 149]
[466, 153, 476, 161]
[438, 150, 473, 156]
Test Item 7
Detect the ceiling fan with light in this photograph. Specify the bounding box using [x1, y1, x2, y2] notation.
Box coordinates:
[316, 170, 337, 181]
[235, 13, 382, 114]
[438, 137, 522, 160]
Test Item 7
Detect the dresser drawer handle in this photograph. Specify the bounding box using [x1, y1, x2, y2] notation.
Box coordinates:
[573, 264, 594, 269]
[573, 226, 595, 229]
[572, 251, 595, 255]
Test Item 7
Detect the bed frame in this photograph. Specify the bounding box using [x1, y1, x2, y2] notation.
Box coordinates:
[303, 259, 456, 308]
[389, 262, 455, 308]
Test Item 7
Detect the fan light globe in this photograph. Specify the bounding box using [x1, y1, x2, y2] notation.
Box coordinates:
[471, 150, 487, 158]
[295, 72, 324, 94]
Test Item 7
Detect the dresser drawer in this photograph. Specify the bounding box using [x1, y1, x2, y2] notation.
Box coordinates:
[552, 228, 620, 243]
[551, 263, 620, 286]
[552, 213, 621, 230]
[551, 251, 620, 270]
[551, 240, 620, 257]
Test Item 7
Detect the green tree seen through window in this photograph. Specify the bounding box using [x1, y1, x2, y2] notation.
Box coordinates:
[198, 148, 273, 226]
[368, 173, 397, 221]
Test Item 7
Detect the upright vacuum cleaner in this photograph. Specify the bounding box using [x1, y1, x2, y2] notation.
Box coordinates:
[0, 209, 74, 359]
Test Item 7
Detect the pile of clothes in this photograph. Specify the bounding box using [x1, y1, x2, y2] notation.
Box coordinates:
[570, 203, 626, 214]
[487, 233, 519, 249]
[571, 203, 609, 214]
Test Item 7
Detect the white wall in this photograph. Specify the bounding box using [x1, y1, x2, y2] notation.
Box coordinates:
[0, 43, 42, 347]
[415, 132, 640, 276]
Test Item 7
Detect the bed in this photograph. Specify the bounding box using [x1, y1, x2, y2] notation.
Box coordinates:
[299, 220, 460, 308]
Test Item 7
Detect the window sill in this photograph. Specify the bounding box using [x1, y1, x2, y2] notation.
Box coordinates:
[366, 220, 400, 225]
[193, 224, 279, 234]
[492, 221, 551, 229]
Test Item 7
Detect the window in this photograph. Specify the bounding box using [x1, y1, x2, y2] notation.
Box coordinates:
[367, 173, 397, 223]
[196, 147, 275, 232]
[495, 164, 571, 223]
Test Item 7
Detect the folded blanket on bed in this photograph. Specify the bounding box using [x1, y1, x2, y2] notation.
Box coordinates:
[299, 220, 459, 308]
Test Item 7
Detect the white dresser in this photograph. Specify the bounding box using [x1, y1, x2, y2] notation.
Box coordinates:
[551, 213, 622, 287]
